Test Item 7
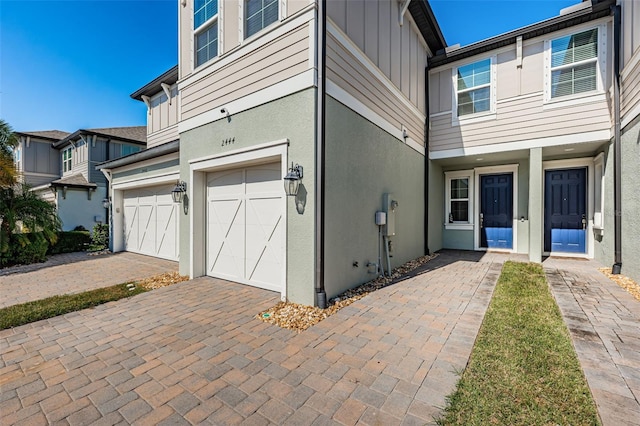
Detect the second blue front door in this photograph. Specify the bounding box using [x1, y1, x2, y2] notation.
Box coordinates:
[480, 173, 513, 249]
[544, 168, 587, 253]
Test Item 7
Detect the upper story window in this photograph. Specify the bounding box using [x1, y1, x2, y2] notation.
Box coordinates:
[455, 58, 493, 117]
[194, 0, 218, 67]
[245, 0, 278, 39]
[62, 148, 72, 173]
[550, 28, 598, 99]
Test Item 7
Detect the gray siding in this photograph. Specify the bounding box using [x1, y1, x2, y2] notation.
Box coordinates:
[430, 93, 611, 153]
[148, 85, 179, 149]
[180, 21, 311, 121]
[326, 30, 425, 144]
[22, 139, 58, 176]
[326, 0, 428, 114]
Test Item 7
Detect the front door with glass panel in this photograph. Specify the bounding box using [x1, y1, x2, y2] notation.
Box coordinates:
[544, 168, 587, 253]
[480, 173, 513, 249]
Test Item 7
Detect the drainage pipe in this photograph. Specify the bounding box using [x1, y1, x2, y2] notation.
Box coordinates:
[424, 59, 430, 256]
[315, 0, 328, 307]
[612, 4, 622, 274]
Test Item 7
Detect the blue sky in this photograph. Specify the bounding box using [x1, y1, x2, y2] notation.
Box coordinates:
[1, 0, 578, 133]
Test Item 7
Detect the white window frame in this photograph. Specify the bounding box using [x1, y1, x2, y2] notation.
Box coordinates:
[240, 0, 281, 42]
[452, 56, 496, 125]
[193, 0, 220, 69]
[593, 152, 605, 235]
[62, 147, 72, 173]
[445, 170, 474, 230]
[544, 24, 607, 103]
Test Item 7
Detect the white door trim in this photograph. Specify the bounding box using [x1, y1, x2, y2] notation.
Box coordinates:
[473, 164, 519, 252]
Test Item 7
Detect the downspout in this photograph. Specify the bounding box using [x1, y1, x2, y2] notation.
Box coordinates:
[424, 64, 430, 256]
[612, 4, 622, 274]
[315, 0, 327, 308]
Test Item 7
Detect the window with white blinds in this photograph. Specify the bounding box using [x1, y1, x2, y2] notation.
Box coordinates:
[245, 0, 278, 39]
[194, 0, 217, 30]
[550, 28, 598, 98]
[455, 58, 492, 117]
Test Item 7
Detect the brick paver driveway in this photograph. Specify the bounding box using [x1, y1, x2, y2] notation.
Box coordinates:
[0, 252, 178, 308]
[1, 252, 501, 425]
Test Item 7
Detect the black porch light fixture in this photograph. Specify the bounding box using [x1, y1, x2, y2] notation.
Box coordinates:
[171, 180, 187, 203]
[283, 163, 303, 196]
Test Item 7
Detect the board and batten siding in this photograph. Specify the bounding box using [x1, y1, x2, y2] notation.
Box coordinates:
[148, 86, 179, 149]
[429, 93, 611, 152]
[180, 21, 310, 122]
[326, 28, 425, 144]
[326, 0, 428, 115]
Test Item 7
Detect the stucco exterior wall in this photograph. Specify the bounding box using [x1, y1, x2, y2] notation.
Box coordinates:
[56, 185, 108, 232]
[179, 88, 316, 305]
[621, 118, 640, 282]
[323, 96, 425, 300]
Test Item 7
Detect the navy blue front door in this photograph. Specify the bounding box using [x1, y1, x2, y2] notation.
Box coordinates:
[480, 173, 513, 249]
[544, 168, 587, 253]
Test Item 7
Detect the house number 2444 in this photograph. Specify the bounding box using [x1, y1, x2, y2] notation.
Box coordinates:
[222, 137, 235, 146]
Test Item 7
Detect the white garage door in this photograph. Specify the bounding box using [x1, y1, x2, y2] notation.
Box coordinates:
[206, 162, 284, 292]
[123, 184, 179, 261]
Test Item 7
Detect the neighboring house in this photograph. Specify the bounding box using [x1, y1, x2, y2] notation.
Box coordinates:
[427, 0, 639, 283]
[97, 67, 181, 261]
[98, 0, 445, 307]
[14, 130, 70, 187]
[19, 127, 146, 232]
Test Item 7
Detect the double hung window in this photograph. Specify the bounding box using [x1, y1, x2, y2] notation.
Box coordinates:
[455, 59, 491, 117]
[62, 148, 72, 173]
[550, 28, 598, 99]
[245, 0, 278, 38]
[194, 0, 218, 67]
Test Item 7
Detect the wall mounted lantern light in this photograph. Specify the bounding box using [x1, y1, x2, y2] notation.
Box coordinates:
[283, 163, 303, 196]
[171, 180, 187, 203]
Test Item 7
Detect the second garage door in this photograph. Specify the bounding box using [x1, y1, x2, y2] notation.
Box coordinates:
[206, 162, 284, 292]
[123, 184, 179, 261]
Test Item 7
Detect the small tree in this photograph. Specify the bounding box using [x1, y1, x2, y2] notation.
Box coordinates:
[0, 183, 62, 263]
[90, 223, 109, 251]
[0, 119, 18, 188]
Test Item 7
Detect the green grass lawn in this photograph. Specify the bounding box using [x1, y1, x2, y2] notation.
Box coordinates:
[0, 283, 147, 330]
[437, 261, 600, 426]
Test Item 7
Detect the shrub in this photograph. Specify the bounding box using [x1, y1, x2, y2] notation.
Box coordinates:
[48, 231, 91, 255]
[0, 233, 49, 267]
[90, 223, 109, 251]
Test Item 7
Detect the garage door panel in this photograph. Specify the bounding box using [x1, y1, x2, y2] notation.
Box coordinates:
[206, 162, 284, 292]
[122, 184, 179, 261]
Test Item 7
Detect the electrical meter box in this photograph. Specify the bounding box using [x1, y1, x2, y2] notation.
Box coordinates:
[383, 193, 397, 236]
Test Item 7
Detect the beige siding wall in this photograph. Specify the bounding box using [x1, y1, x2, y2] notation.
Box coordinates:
[180, 21, 310, 121]
[430, 93, 611, 152]
[147, 86, 179, 149]
[429, 20, 613, 154]
[327, 0, 428, 114]
[621, 0, 640, 120]
[326, 29, 425, 144]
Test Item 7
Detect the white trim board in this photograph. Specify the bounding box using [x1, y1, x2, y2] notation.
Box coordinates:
[429, 129, 611, 160]
[109, 153, 179, 175]
[112, 172, 180, 191]
[179, 69, 315, 134]
[326, 80, 425, 156]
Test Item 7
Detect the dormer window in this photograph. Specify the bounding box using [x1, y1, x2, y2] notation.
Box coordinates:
[62, 147, 72, 173]
[194, 0, 218, 67]
[550, 28, 598, 98]
[245, 0, 278, 39]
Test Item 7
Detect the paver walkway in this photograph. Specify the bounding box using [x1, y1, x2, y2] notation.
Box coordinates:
[0, 251, 501, 425]
[544, 258, 640, 426]
[0, 252, 178, 308]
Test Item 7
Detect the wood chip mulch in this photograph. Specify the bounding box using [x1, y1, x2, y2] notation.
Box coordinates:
[138, 271, 190, 290]
[598, 267, 640, 302]
[257, 253, 439, 332]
